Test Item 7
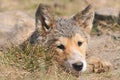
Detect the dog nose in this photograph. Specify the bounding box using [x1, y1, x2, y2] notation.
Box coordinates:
[72, 62, 83, 71]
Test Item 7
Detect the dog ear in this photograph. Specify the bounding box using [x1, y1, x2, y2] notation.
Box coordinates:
[71, 5, 94, 34]
[35, 4, 55, 33]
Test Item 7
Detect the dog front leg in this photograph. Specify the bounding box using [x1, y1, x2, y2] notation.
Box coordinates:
[86, 56, 112, 73]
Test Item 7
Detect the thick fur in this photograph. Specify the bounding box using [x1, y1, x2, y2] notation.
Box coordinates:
[30, 4, 112, 74]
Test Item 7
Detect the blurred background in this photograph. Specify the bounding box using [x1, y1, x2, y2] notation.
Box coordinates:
[0, 0, 120, 17]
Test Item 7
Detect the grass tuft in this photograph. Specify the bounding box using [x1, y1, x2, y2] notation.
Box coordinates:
[1, 43, 77, 80]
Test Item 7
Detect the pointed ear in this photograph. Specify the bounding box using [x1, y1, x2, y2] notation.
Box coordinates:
[71, 5, 94, 34]
[35, 4, 55, 32]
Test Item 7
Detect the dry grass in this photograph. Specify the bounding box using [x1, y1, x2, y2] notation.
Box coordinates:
[0, 44, 77, 80]
[0, 0, 120, 80]
[0, 29, 119, 80]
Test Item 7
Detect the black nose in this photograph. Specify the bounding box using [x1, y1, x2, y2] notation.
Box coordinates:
[72, 62, 83, 71]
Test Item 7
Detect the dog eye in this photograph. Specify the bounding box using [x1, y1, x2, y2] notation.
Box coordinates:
[57, 44, 65, 50]
[78, 41, 82, 46]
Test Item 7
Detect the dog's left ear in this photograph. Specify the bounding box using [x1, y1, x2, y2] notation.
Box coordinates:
[35, 4, 55, 33]
[71, 5, 94, 34]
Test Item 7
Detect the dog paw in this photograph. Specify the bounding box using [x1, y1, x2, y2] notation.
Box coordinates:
[87, 57, 112, 73]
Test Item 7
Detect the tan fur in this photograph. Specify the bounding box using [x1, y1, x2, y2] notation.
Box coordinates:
[55, 34, 87, 64]
[87, 57, 112, 73]
[30, 4, 112, 74]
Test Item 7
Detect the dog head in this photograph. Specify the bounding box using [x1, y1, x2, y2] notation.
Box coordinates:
[30, 4, 94, 74]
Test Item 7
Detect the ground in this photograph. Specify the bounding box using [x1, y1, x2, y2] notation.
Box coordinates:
[0, 0, 120, 80]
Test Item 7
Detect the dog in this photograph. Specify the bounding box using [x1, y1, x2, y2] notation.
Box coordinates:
[29, 4, 112, 74]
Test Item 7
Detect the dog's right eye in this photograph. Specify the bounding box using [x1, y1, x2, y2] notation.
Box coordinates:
[57, 44, 65, 50]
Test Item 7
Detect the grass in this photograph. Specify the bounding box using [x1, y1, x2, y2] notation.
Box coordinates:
[0, 0, 120, 80]
[3, 44, 52, 71]
[1, 35, 119, 80]
[0, 43, 77, 80]
[91, 20, 120, 36]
